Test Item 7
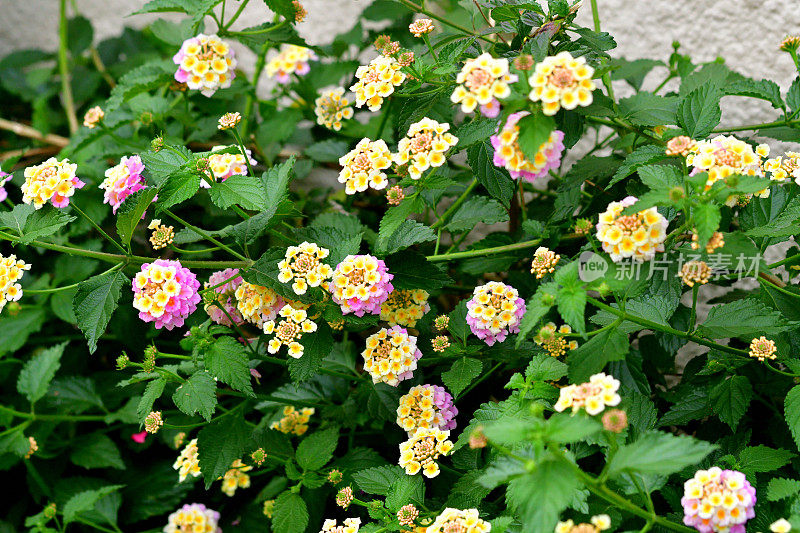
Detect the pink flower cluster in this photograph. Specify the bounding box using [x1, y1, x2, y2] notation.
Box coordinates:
[164, 503, 221, 533]
[682, 468, 756, 533]
[491, 112, 564, 182]
[204, 268, 244, 326]
[0, 167, 10, 202]
[133, 259, 201, 330]
[99, 155, 147, 213]
[396, 384, 458, 435]
[465, 281, 526, 345]
[330, 254, 394, 317]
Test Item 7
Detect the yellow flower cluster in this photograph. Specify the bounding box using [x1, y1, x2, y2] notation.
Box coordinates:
[321, 518, 361, 533]
[451, 53, 514, 114]
[22, 158, 83, 209]
[596, 196, 668, 262]
[174, 34, 237, 96]
[393, 118, 458, 180]
[680, 260, 711, 287]
[0, 254, 30, 314]
[529, 51, 596, 115]
[263, 304, 318, 358]
[235, 281, 283, 327]
[220, 459, 252, 497]
[379, 289, 430, 327]
[83, 106, 104, 128]
[749, 336, 777, 361]
[217, 111, 241, 130]
[271, 405, 315, 435]
[398, 427, 453, 478]
[556, 515, 611, 533]
[534, 322, 578, 358]
[266, 44, 316, 82]
[315, 88, 354, 131]
[164, 504, 220, 533]
[554, 372, 621, 415]
[338, 138, 393, 194]
[173, 438, 201, 482]
[763, 152, 800, 183]
[362, 326, 422, 386]
[427, 508, 491, 533]
[350, 55, 406, 112]
[530, 246, 560, 279]
[278, 241, 334, 294]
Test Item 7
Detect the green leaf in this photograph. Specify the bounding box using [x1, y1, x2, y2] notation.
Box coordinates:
[442, 357, 483, 397]
[137, 378, 166, 423]
[607, 431, 715, 478]
[618, 92, 679, 126]
[787, 77, 800, 114]
[17, 342, 66, 404]
[385, 250, 451, 291]
[448, 300, 469, 344]
[208, 176, 266, 211]
[73, 269, 128, 354]
[296, 427, 339, 471]
[659, 387, 712, 427]
[264, 0, 299, 20]
[272, 491, 309, 533]
[204, 336, 254, 396]
[367, 382, 401, 421]
[556, 284, 586, 335]
[745, 196, 800, 238]
[468, 141, 515, 207]
[698, 298, 793, 339]
[637, 164, 683, 190]
[678, 85, 723, 138]
[724, 77, 783, 109]
[353, 465, 404, 495]
[516, 113, 556, 164]
[289, 322, 334, 383]
[767, 478, 800, 502]
[525, 353, 568, 381]
[377, 195, 424, 243]
[70, 433, 124, 470]
[243, 248, 313, 302]
[785, 385, 800, 452]
[386, 475, 424, 512]
[454, 118, 499, 149]
[506, 456, 579, 533]
[115, 188, 157, 248]
[567, 327, 628, 382]
[516, 284, 556, 348]
[62, 485, 124, 525]
[607, 145, 670, 188]
[738, 445, 795, 474]
[105, 60, 175, 113]
[0, 204, 76, 244]
[376, 219, 436, 256]
[139, 147, 191, 185]
[132, 0, 194, 15]
[198, 412, 251, 487]
[172, 371, 217, 421]
[545, 413, 603, 443]
[694, 203, 722, 248]
[710, 375, 752, 430]
[610, 58, 664, 91]
[304, 139, 348, 162]
[446, 196, 509, 232]
[155, 171, 200, 212]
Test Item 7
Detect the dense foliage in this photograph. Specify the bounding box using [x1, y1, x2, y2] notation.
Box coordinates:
[2, 1, 800, 532]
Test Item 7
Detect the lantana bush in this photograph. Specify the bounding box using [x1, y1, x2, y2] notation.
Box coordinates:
[3, 1, 800, 532]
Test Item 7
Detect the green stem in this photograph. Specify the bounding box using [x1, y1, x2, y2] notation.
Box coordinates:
[162, 209, 248, 262]
[0, 404, 106, 422]
[712, 118, 800, 133]
[226, 19, 288, 36]
[431, 179, 478, 230]
[169, 244, 222, 254]
[241, 41, 270, 137]
[586, 296, 750, 357]
[768, 253, 800, 270]
[71, 204, 128, 255]
[421, 33, 438, 61]
[589, 0, 615, 103]
[25, 264, 123, 294]
[688, 284, 699, 332]
[230, 128, 257, 178]
[222, 0, 251, 30]
[58, 0, 78, 133]
[428, 235, 583, 262]
[457, 362, 502, 400]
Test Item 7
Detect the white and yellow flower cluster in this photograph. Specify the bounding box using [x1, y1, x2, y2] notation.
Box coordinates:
[554, 372, 621, 415]
[172, 34, 237, 97]
[556, 515, 611, 533]
[763, 151, 800, 184]
[534, 322, 578, 358]
[362, 326, 422, 386]
[393, 118, 458, 180]
[173, 438, 201, 482]
[338, 139, 393, 194]
[266, 44, 316, 83]
[22, 158, 84, 209]
[451, 53, 515, 114]
[164, 503, 220, 533]
[314, 87, 354, 131]
[350, 55, 406, 112]
[596, 196, 668, 262]
[220, 459, 252, 497]
[271, 405, 315, 435]
[398, 427, 453, 478]
[0, 254, 30, 314]
[529, 51, 596, 115]
[687, 136, 767, 199]
[278, 241, 334, 295]
[263, 304, 318, 358]
[427, 508, 491, 533]
[235, 281, 284, 327]
[320, 518, 361, 533]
